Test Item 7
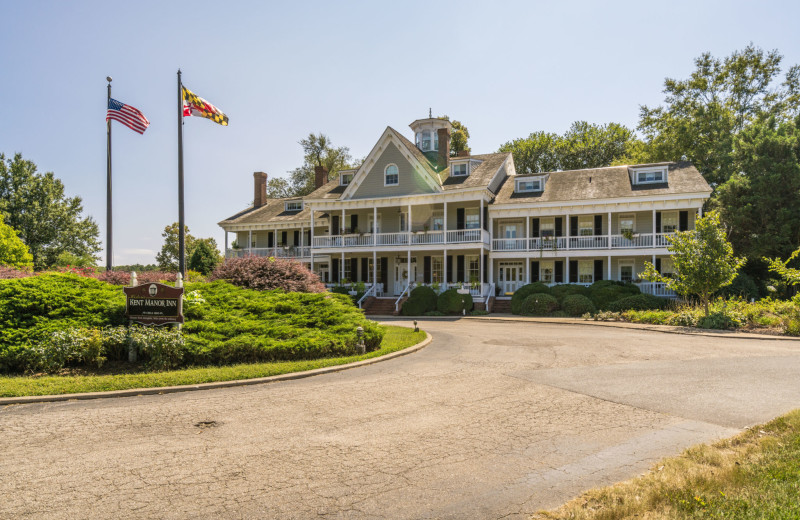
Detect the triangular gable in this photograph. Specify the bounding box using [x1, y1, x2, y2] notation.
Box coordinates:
[341, 127, 442, 199]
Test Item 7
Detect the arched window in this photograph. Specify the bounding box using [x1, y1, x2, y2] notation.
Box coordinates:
[384, 164, 399, 186]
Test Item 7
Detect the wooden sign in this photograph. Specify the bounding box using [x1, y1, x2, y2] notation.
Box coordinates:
[123, 283, 184, 326]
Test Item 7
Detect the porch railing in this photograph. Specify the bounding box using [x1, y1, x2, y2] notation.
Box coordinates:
[314, 229, 489, 248]
[610, 234, 653, 248]
[357, 283, 377, 309]
[636, 281, 678, 298]
[489, 233, 679, 252]
[395, 282, 411, 313]
[226, 246, 311, 259]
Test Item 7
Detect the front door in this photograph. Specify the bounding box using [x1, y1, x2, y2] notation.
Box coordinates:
[317, 263, 329, 283]
[498, 262, 523, 295]
[393, 258, 417, 295]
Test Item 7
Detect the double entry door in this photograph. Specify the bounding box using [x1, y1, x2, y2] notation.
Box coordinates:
[393, 258, 417, 295]
[498, 261, 523, 295]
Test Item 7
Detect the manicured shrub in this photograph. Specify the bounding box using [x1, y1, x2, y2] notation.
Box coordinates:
[437, 288, 473, 315]
[561, 294, 596, 316]
[401, 285, 438, 316]
[520, 293, 559, 315]
[93, 270, 177, 285]
[697, 311, 741, 330]
[550, 284, 588, 302]
[188, 241, 220, 275]
[209, 255, 325, 293]
[606, 293, 669, 312]
[586, 280, 640, 310]
[511, 283, 551, 314]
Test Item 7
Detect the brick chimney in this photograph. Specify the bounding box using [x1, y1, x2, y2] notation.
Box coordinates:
[437, 128, 450, 171]
[314, 165, 328, 189]
[253, 171, 267, 208]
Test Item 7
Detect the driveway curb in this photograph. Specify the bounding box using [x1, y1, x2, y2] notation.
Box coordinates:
[0, 332, 432, 406]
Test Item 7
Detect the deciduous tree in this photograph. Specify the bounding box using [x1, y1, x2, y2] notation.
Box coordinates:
[0, 214, 33, 270]
[156, 223, 220, 272]
[287, 133, 353, 196]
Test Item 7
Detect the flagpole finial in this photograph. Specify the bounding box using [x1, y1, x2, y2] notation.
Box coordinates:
[106, 76, 112, 83]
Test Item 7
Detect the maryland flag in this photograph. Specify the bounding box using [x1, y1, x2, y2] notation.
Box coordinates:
[182, 86, 229, 126]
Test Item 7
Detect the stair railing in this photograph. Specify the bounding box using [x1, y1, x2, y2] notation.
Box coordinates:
[394, 282, 412, 313]
[357, 283, 377, 309]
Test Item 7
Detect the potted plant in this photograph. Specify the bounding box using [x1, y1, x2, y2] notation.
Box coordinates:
[456, 283, 470, 295]
[621, 229, 636, 241]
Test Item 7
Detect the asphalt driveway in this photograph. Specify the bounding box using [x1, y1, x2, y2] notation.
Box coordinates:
[2, 319, 800, 519]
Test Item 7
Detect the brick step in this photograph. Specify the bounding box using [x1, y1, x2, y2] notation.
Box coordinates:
[363, 298, 399, 316]
[492, 299, 512, 313]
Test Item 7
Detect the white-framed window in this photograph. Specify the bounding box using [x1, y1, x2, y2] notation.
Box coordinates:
[343, 260, 351, 282]
[434, 131, 439, 151]
[540, 217, 555, 237]
[421, 131, 432, 151]
[431, 212, 444, 231]
[285, 201, 302, 211]
[619, 214, 635, 234]
[501, 223, 518, 238]
[452, 163, 468, 176]
[368, 214, 382, 233]
[384, 164, 399, 186]
[579, 215, 594, 236]
[467, 255, 480, 284]
[662, 211, 678, 233]
[465, 209, 480, 230]
[399, 212, 408, 232]
[432, 256, 443, 283]
[516, 177, 544, 193]
[578, 260, 593, 284]
[540, 260, 554, 284]
[635, 168, 667, 184]
[661, 257, 675, 277]
[340, 173, 353, 186]
[619, 259, 635, 283]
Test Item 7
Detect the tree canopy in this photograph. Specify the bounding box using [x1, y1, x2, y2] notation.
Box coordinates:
[0, 153, 100, 270]
[0, 214, 33, 270]
[438, 115, 471, 155]
[156, 223, 220, 272]
[284, 133, 354, 197]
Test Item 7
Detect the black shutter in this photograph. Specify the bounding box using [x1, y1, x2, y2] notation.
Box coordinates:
[361, 257, 369, 282]
[531, 218, 540, 237]
[655, 211, 661, 233]
[655, 258, 662, 274]
[531, 261, 539, 282]
[351, 214, 358, 233]
[483, 206, 489, 231]
[380, 257, 388, 288]
[679, 211, 688, 231]
[424, 256, 431, 284]
[350, 258, 358, 282]
[281, 231, 288, 245]
[570, 216, 578, 237]
[332, 215, 339, 234]
[456, 208, 465, 230]
[594, 259, 603, 281]
[446, 255, 453, 283]
[332, 258, 340, 282]
[554, 261, 564, 283]
[483, 254, 488, 283]
[456, 255, 465, 283]
[267, 231, 274, 248]
[293, 230, 299, 245]
[555, 217, 563, 237]
[594, 214, 602, 236]
[569, 260, 578, 283]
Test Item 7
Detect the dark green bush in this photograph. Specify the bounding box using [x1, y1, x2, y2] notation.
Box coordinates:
[437, 288, 473, 315]
[511, 283, 551, 314]
[188, 241, 220, 275]
[401, 285, 438, 316]
[697, 311, 740, 330]
[561, 294, 596, 316]
[521, 293, 559, 315]
[606, 293, 669, 312]
[550, 284, 589, 302]
[718, 272, 760, 301]
[586, 280, 640, 310]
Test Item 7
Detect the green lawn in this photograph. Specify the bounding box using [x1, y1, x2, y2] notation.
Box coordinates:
[0, 325, 425, 398]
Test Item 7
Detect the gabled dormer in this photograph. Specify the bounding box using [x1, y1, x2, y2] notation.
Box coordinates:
[629, 164, 669, 186]
[449, 157, 484, 178]
[515, 174, 548, 193]
[284, 200, 303, 212]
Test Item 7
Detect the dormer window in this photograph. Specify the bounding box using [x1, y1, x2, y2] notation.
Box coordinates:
[633, 167, 667, 184]
[452, 163, 468, 176]
[384, 164, 399, 186]
[516, 176, 545, 193]
[340, 173, 353, 186]
[285, 201, 302, 211]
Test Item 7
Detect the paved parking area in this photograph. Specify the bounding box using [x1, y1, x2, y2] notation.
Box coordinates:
[2, 319, 800, 519]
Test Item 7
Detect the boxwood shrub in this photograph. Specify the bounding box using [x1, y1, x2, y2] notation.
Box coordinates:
[521, 293, 559, 315]
[550, 284, 589, 302]
[561, 294, 596, 316]
[511, 283, 551, 314]
[437, 288, 474, 315]
[606, 293, 669, 312]
[586, 280, 641, 310]
[401, 285, 438, 316]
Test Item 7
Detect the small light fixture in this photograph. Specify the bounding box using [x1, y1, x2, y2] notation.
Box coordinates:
[413, 320, 418, 332]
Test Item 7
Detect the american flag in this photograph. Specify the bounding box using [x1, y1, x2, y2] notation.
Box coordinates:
[107, 98, 150, 134]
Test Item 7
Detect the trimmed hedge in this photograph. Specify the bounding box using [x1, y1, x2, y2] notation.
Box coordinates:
[521, 293, 559, 315]
[437, 288, 473, 315]
[401, 285, 438, 316]
[511, 283, 551, 314]
[606, 293, 669, 312]
[551, 284, 589, 302]
[586, 280, 640, 310]
[561, 294, 596, 316]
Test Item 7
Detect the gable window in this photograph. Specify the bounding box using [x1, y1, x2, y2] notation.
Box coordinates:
[384, 164, 399, 186]
[516, 177, 544, 193]
[452, 163, 468, 176]
[465, 209, 480, 230]
[578, 215, 594, 236]
[635, 168, 666, 184]
[340, 173, 353, 186]
[662, 211, 678, 233]
[285, 201, 302, 211]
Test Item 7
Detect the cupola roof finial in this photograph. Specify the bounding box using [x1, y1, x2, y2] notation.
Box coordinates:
[429, 107, 432, 118]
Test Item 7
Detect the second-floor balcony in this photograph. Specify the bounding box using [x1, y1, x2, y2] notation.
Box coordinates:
[492, 233, 675, 252]
[313, 229, 490, 249]
[226, 246, 311, 259]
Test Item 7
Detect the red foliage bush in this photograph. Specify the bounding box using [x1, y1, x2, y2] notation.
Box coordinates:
[94, 270, 176, 285]
[0, 266, 34, 280]
[209, 256, 325, 293]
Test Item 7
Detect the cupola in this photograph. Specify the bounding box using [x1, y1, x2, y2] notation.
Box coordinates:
[409, 115, 452, 171]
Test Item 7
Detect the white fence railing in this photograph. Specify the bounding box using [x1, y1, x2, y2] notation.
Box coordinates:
[226, 246, 311, 259]
[488, 233, 682, 252]
[314, 229, 489, 249]
[636, 282, 678, 298]
[610, 234, 653, 248]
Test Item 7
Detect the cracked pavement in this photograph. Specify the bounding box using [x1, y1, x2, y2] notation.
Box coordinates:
[2, 319, 800, 519]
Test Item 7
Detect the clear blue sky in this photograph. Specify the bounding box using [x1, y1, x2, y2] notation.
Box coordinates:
[1, 0, 798, 265]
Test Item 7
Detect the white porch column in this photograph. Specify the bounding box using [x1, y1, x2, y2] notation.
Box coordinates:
[525, 257, 530, 284]
[373, 250, 377, 288]
[443, 248, 448, 287]
[248, 230, 252, 252]
[310, 253, 314, 273]
[224, 231, 228, 252]
[607, 211, 612, 249]
[407, 249, 411, 288]
[341, 209, 345, 234]
[565, 256, 570, 283]
[698, 206, 704, 218]
[373, 206, 378, 245]
[300, 225, 305, 247]
[607, 255, 611, 281]
[652, 208, 657, 248]
[341, 251, 345, 281]
[408, 203, 412, 234]
[489, 256, 494, 284]
[310, 209, 315, 245]
[480, 198, 484, 231]
[480, 246, 484, 289]
[525, 216, 529, 251]
[566, 213, 570, 250]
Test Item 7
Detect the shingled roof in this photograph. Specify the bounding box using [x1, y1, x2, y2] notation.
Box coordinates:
[218, 197, 327, 227]
[493, 162, 711, 205]
[441, 153, 510, 191]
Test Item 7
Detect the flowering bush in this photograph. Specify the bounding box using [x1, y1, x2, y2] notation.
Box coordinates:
[0, 266, 33, 279]
[209, 255, 325, 293]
